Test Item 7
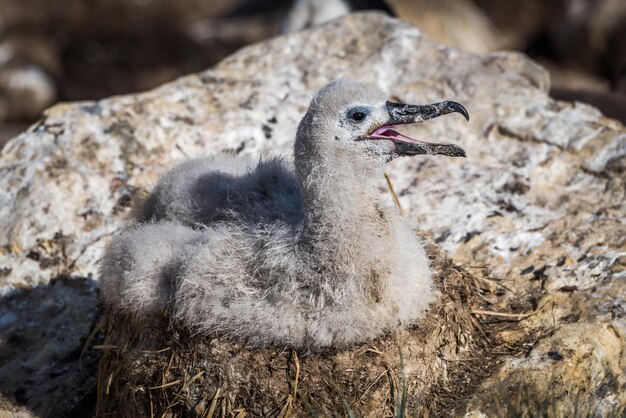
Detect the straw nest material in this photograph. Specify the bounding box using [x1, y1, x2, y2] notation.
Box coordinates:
[95, 238, 503, 417]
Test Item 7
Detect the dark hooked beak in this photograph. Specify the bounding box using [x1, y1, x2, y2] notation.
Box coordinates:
[366, 100, 469, 157]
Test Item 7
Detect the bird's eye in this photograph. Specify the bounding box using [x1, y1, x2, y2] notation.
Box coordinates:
[352, 112, 366, 121]
[347, 107, 369, 123]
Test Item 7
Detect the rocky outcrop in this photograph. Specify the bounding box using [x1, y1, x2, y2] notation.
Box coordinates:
[0, 0, 240, 124]
[0, 12, 624, 417]
[0, 277, 100, 417]
[389, 0, 503, 53]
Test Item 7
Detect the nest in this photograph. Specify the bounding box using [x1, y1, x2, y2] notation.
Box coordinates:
[95, 240, 500, 417]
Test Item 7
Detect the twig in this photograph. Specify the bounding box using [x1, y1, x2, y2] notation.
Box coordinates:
[442, 357, 481, 362]
[81, 318, 105, 372]
[281, 350, 302, 418]
[471, 310, 534, 320]
[148, 379, 181, 390]
[291, 350, 301, 401]
[205, 388, 220, 418]
[471, 274, 513, 292]
[176, 371, 205, 397]
[93, 344, 120, 351]
[358, 347, 385, 356]
[384, 173, 404, 215]
[358, 370, 387, 402]
[473, 296, 554, 321]
[141, 347, 171, 354]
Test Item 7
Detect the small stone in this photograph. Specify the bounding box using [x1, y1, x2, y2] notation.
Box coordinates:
[547, 351, 564, 361]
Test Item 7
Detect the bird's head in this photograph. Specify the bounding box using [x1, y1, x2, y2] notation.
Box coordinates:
[296, 79, 468, 163]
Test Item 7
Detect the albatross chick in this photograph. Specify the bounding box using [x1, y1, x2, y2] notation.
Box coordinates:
[99, 79, 468, 349]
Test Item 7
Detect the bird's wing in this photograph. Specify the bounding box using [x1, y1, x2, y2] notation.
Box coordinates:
[134, 154, 303, 227]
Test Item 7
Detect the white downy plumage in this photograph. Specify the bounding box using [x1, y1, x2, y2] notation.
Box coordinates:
[99, 79, 468, 349]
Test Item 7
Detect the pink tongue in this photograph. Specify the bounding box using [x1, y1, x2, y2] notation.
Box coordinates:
[371, 126, 427, 145]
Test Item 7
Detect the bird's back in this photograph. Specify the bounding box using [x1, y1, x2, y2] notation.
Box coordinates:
[134, 155, 304, 228]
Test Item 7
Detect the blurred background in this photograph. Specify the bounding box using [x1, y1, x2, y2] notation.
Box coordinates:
[1, 0, 625, 148]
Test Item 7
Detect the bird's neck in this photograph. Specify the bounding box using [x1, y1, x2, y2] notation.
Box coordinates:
[295, 145, 390, 266]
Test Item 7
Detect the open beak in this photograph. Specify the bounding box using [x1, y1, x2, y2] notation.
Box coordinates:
[366, 100, 469, 157]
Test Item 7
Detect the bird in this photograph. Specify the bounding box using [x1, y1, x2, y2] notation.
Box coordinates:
[99, 79, 469, 349]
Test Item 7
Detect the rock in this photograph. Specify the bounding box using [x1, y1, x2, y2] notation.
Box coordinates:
[0, 35, 59, 122]
[0, 0, 234, 33]
[389, 0, 503, 53]
[543, 0, 626, 77]
[471, 0, 565, 49]
[474, 0, 626, 88]
[0, 64, 56, 122]
[0, 276, 101, 417]
[0, 12, 625, 416]
[0, 0, 245, 123]
[0, 122, 27, 150]
[551, 88, 626, 124]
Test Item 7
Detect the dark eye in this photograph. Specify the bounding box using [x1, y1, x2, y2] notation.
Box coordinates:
[347, 107, 370, 123]
[351, 112, 366, 121]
